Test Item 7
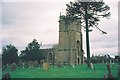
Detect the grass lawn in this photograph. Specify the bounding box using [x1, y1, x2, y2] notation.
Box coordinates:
[2, 63, 118, 78]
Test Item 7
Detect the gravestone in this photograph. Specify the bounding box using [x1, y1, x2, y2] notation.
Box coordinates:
[6, 64, 10, 71]
[41, 60, 44, 64]
[22, 62, 25, 69]
[31, 61, 34, 68]
[118, 65, 120, 79]
[46, 62, 50, 69]
[72, 64, 75, 68]
[107, 73, 114, 79]
[43, 63, 48, 71]
[2, 72, 11, 80]
[103, 73, 107, 79]
[63, 61, 66, 66]
[106, 62, 114, 79]
[90, 62, 94, 69]
[11, 63, 16, 71]
[2, 65, 6, 71]
[34, 60, 38, 67]
[43, 62, 50, 71]
[63, 61, 66, 68]
[106, 62, 111, 73]
[58, 61, 62, 67]
[28, 61, 31, 69]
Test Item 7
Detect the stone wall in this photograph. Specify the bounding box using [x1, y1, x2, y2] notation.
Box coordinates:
[55, 15, 83, 65]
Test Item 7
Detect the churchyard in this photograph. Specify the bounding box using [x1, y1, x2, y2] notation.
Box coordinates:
[2, 63, 118, 78]
[1, 0, 119, 79]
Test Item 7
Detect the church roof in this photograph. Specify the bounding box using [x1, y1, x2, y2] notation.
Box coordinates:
[40, 44, 57, 49]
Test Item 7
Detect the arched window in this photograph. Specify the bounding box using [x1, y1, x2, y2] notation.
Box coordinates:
[76, 40, 80, 45]
[49, 53, 52, 60]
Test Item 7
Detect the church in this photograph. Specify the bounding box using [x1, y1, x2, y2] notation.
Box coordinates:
[41, 14, 84, 65]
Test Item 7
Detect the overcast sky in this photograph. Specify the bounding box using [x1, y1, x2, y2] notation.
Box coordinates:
[0, 0, 119, 57]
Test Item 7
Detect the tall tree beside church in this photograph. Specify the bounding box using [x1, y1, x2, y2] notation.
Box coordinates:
[66, 0, 110, 68]
[2, 44, 19, 65]
[20, 39, 44, 61]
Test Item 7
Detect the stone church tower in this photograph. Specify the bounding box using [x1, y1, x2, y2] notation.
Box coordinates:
[55, 15, 83, 65]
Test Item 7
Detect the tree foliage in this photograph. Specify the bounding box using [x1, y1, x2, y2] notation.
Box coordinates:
[66, 0, 110, 33]
[66, 0, 110, 67]
[91, 54, 113, 63]
[20, 39, 44, 61]
[2, 44, 19, 65]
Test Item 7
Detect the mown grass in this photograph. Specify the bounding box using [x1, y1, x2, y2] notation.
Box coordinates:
[2, 63, 118, 78]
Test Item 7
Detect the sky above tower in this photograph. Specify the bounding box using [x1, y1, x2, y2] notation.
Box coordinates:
[0, 0, 119, 57]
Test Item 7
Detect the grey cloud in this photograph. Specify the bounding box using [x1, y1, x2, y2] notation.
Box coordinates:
[1, 1, 118, 57]
[101, 42, 118, 48]
[2, 2, 49, 26]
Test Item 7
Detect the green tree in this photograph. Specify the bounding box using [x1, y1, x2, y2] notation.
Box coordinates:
[66, 0, 110, 68]
[2, 44, 19, 65]
[20, 39, 44, 61]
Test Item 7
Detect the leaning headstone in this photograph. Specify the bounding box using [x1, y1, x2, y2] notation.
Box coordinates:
[106, 62, 111, 73]
[72, 64, 75, 68]
[90, 62, 94, 69]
